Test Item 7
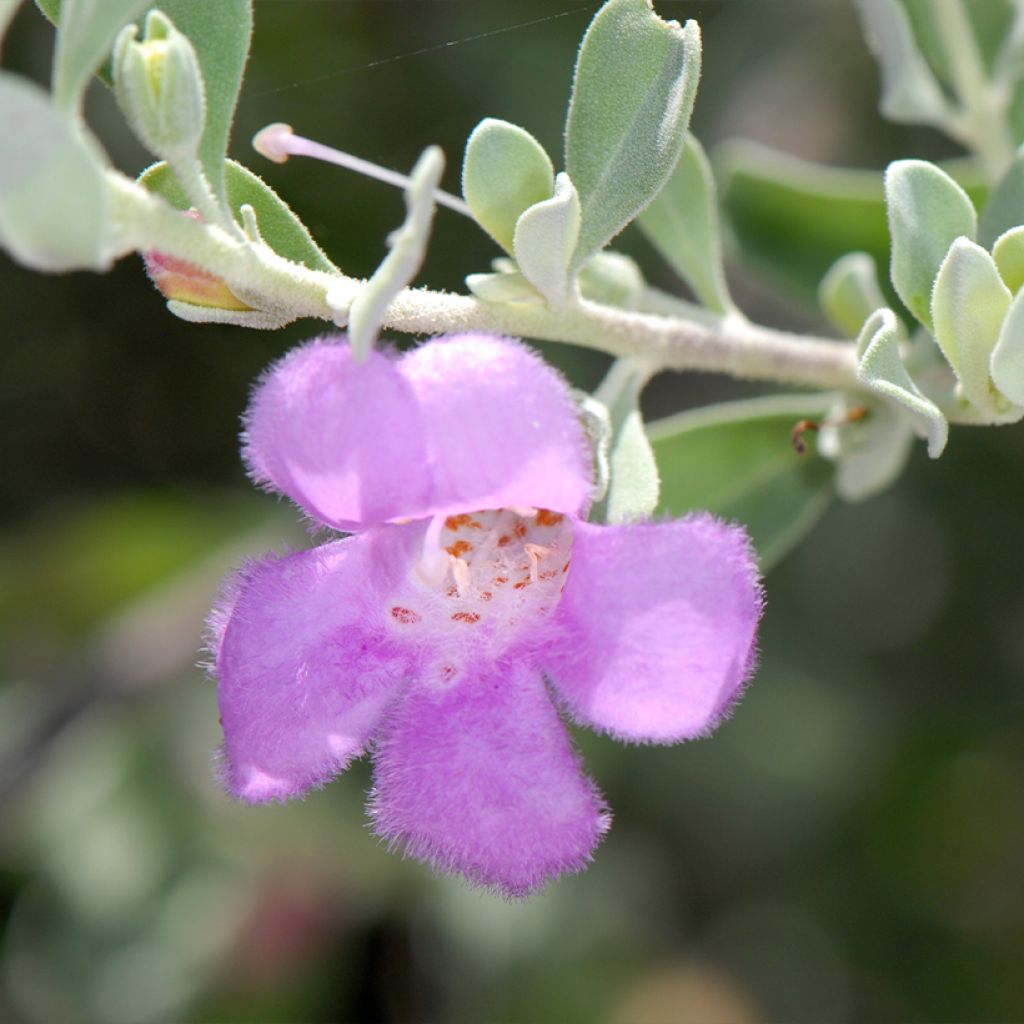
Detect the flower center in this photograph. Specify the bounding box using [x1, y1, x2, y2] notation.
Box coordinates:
[387, 508, 573, 684]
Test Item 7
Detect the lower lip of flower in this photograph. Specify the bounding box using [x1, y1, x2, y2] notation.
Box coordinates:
[388, 507, 573, 676]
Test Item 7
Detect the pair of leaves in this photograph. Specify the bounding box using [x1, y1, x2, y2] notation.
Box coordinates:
[36, 0, 251, 206]
[463, 0, 701, 309]
[887, 159, 1024, 418]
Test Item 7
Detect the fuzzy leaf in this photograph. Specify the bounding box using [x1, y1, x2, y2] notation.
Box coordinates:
[931, 237, 1011, 412]
[462, 118, 554, 254]
[577, 251, 644, 309]
[856, 307, 948, 456]
[853, 0, 952, 125]
[513, 172, 580, 310]
[0, 72, 110, 271]
[649, 394, 835, 571]
[565, 0, 700, 271]
[349, 146, 442, 357]
[990, 286, 1024, 406]
[993, 224, 1024, 292]
[465, 270, 542, 305]
[592, 360, 660, 524]
[50, 0, 150, 110]
[140, 159, 335, 272]
[885, 159, 977, 330]
[637, 132, 733, 313]
[607, 407, 660, 523]
[819, 252, 889, 338]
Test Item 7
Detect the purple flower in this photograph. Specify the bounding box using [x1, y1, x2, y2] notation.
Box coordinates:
[209, 333, 762, 897]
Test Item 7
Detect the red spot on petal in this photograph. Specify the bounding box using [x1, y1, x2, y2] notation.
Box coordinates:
[497, 535, 511, 547]
[445, 514, 482, 531]
[445, 540, 473, 557]
[562, 561, 570, 574]
[451, 611, 480, 624]
[494, 576, 509, 586]
[535, 509, 564, 526]
[481, 591, 493, 601]
[514, 523, 527, 539]
[390, 606, 420, 624]
[513, 579, 531, 590]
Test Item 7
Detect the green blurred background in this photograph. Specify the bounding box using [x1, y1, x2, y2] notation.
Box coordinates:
[2, 2, 1023, 1021]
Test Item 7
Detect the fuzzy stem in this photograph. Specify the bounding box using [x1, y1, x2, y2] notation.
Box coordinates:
[110, 170, 859, 390]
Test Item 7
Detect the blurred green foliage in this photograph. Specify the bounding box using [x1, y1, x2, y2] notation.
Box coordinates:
[2, 2, 1024, 1022]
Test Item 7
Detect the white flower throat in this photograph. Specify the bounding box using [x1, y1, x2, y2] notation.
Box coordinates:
[388, 508, 573, 677]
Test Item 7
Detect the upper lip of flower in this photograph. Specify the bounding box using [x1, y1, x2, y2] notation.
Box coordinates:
[210, 332, 763, 897]
[240, 332, 595, 533]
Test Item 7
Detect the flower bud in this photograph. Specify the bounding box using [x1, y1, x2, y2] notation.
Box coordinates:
[113, 11, 206, 162]
[143, 209, 250, 311]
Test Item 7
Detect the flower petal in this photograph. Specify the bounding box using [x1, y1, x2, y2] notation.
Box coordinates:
[369, 660, 609, 897]
[401, 334, 593, 517]
[544, 515, 762, 743]
[214, 525, 421, 802]
[243, 339, 432, 531]
[243, 334, 593, 529]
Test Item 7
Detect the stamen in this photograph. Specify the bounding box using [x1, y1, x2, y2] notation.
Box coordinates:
[253, 123, 472, 217]
[416, 513, 450, 586]
[524, 542, 554, 584]
[451, 556, 472, 598]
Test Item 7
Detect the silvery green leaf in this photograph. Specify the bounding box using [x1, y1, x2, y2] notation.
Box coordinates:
[0, 72, 110, 271]
[818, 396, 916, 501]
[462, 118, 554, 254]
[978, 146, 1024, 248]
[565, 0, 701, 271]
[993, 224, 1024, 292]
[512, 172, 580, 310]
[591, 359, 659, 524]
[885, 159, 976, 330]
[348, 145, 442, 358]
[577, 251, 644, 309]
[51, 0, 150, 111]
[853, 0, 953, 126]
[465, 270, 543, 305]
[990, 285, 1024, 406]
[855, 307, 948, 456]
[931, 237, 1011, 414]
[637, 132, 733, 314]
[648, 393, 835, 571]
[819, 252, 889, 338]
